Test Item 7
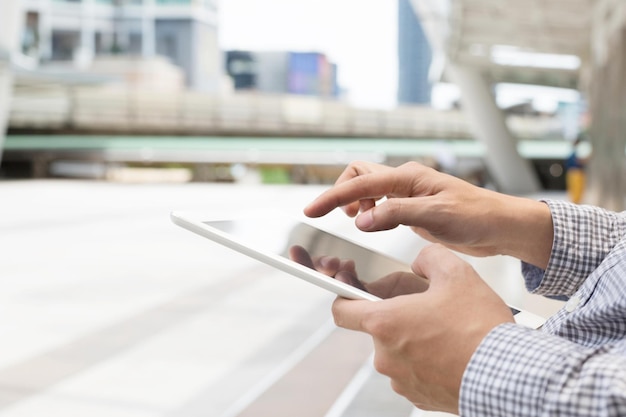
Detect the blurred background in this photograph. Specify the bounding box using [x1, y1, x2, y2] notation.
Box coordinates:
[0, 0, 623, 416]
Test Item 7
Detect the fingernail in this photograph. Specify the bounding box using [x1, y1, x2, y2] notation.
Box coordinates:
[355, 210, 374, 230]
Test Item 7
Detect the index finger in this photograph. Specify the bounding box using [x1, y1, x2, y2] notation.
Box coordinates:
[304, 170, 396, 218]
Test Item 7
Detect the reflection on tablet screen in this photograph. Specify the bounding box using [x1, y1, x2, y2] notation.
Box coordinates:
[206, 218, 429, 299]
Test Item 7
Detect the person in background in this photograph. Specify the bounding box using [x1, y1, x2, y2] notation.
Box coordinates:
[304, 160, 626, 417]
[564, 135, 588, 204]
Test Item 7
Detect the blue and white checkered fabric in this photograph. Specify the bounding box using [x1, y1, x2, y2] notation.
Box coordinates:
[460, 200, 626, 417]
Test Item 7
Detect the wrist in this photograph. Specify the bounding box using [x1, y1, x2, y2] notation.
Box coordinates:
[497, 196, 553, 268]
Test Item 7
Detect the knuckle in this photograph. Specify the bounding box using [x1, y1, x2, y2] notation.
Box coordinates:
[385, 198, 402, 215]
[362, 306, 395, 341]
[415, 243, 448, 266]
[420, 243, 445, 258]
[373, 353, 393, 375]
[390, 379, 406, 396]
[401, 160, 421, 171]
[378, 199, 403, 228]
[347, 160, 370, 175]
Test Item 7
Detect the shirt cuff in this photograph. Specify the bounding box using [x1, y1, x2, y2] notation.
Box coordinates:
[521, 261, 545, 293]
[521, 261, 569, 301]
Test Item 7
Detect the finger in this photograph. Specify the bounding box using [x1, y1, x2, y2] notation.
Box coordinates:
[333, 160, 385, 186]
[356, 192, 462, 234]
[366, 271, 430, 298]
[305, 162, 376, 218]
[338, 258, 356, 274]
[288, 245, 315, 269]
[331, 297, 373, 331]
[313, 255, 341, 276]
[359, 198, 377, 214]
[333, 161, 382, 217]
[334, 259, 367, 291]
[304, 170, 397, 218]
[354, 196, 430, 232]
[335, 270, 367, 292]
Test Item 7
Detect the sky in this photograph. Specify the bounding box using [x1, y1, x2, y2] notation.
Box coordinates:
[218, 0, 398, 109]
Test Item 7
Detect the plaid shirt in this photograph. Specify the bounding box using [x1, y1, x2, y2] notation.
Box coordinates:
[460, 200, 626, 417]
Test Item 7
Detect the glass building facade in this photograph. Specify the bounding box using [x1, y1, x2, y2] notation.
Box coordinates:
[397, 0, 433, 105]
[20, 0, 220, 92]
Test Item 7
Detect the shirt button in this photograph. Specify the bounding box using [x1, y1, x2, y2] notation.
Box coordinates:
[565, 295, 582, 312]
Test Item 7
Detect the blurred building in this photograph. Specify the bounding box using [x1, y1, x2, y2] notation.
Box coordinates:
[397, 0, 432, 105]
[224, 50, 256, 90]
[19, 0, 221, 92]
[225, 50, 340, 99]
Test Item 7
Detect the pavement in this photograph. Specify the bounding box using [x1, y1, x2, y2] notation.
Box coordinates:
[0, 179, 564, 417]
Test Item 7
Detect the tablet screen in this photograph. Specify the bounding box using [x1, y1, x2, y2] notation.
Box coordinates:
[205, 217, 429, 299]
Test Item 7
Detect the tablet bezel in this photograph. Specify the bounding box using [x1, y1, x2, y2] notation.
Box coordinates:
[170, 210, 381, 302]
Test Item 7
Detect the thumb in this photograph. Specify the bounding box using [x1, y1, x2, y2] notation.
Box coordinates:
[411, 244, 466, 290]
[354, 201, 405, 231]
[331, 297, 374, 332]
[354, 197, 434, 232]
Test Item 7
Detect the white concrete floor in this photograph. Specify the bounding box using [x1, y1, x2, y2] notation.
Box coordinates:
[0, 179, 563, 417]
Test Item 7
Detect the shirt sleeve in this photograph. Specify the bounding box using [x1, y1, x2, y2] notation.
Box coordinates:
[460, 323, 626, 417]
[524, 200, 626, 297]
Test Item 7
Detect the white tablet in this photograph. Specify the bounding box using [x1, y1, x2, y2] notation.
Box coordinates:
[170, 210, 546, 329]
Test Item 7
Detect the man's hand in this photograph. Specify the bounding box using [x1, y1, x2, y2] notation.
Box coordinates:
[331, 244, 514, 414]
[304, 161, 553, 269]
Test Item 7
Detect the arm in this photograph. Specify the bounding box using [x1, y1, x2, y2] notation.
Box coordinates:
[318, 162, 626, 415]
[461, 324, 626, 417]
[527, 200, 626, 296]
[474, 201, 626, 416]
[305, 161, 554, 269]
[331, 241, 626, 416]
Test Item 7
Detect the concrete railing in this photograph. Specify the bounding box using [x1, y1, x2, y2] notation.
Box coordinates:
[9, 85, 472, 138]
[9, 84, 561, 140]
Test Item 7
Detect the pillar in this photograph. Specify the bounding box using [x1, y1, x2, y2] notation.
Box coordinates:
[446, 63, 541, 194]
[0, 0, 23, 164]
[585, 28, 626, 211]
[142, 0, 156, 57]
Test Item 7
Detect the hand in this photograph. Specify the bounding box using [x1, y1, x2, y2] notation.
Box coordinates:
[304, 161, 553, 269]
[288, 245, 367, 292]
[288, 245, 429, 298]
[331, 244, 515, 414]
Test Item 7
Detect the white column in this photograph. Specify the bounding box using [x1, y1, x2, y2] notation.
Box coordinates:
[0, 0, 23, 163]
[446, 63, 541, 194]
[142, 0, 156, 57]
[77, 0, 96, 69]
[39, 0, 53, 62]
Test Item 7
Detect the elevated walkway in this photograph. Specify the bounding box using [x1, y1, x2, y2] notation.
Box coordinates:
[8, 83, 564, 140]
[9, 84, 470, 139]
